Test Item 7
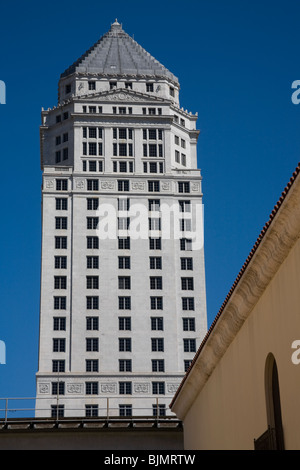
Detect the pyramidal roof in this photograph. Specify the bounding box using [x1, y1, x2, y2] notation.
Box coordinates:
[60, 20, 179, 84]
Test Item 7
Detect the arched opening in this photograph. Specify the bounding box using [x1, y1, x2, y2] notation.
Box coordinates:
[264, 353, 284, 450]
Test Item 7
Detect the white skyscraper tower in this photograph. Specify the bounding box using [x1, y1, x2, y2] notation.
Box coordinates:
[36, 20, 207, 418]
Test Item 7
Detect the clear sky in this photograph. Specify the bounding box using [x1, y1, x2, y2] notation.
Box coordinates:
[1, 0, 300, 405]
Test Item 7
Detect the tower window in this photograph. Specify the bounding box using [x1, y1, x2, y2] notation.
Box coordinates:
[146, 83, 154, 92]
[119, 338, 132, 352]
[86, 382, 98, 395]
[119, 359, 132, 372]
[56, 179, 68, 191]
[119, 317, 131, 330]
[152, 382, 165, 395]
[152, 359, 165, 372]
[183, 339, 196, 352]
[151, 317, 164, 331]
[150, 297, 163, 310]
[183, 318, 196, 331]
[118, 180, 130, 192]
[119, 382, 132, 395]
[86, 338, 99, 352]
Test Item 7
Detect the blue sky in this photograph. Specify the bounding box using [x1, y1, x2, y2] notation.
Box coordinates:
[1, 0, 300, 404]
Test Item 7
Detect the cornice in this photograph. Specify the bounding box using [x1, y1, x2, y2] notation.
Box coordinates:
[171, 163, 300, 419]
[59, 71, 180, 88]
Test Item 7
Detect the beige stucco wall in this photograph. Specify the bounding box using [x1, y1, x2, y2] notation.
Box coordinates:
[183, 236, 300, 450]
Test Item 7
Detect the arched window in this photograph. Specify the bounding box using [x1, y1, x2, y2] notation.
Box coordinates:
[264, 353, 285, 450]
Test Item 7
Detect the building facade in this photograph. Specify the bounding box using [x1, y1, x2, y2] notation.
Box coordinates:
[171, 164, 300, 450]
[36, 20, 207, 418]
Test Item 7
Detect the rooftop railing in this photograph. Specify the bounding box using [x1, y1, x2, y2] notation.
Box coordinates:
[0, 397, 177, 423]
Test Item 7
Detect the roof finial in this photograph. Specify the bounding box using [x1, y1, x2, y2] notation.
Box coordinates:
[111, 18, 122, 31]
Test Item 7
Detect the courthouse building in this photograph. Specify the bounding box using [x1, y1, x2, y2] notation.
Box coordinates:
[35, 20, 207, 418]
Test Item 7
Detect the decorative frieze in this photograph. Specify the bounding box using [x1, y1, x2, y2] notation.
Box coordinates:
[67, 383, 83, 394]
[191, 183, 200, 192]
[101, 181, 115, 190]
[38, 383, 50, 394]
[167, 383, 180, 394]
[161, 182, 171, 191]
[45, 179, 54, 189]
[75, 179, 85, 189]
[131, 182, 145, 191]
[101, 383, 117, 394]
[134, 383, 150, 394]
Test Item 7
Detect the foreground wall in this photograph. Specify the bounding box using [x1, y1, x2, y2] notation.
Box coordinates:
[171, 166, 300, 450]
[0, 418, 183, 450]
[182, 234, 300, 450]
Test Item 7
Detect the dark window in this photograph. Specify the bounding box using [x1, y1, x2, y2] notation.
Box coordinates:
[55, 256, 67, 269]
[87, 198, 99, 211]
[53, 317, 66, 331]
[86, 338, 99, 352]
[119, 296, 131, 310]
[149, 238, 162, 250]
[118, 237, 130, 249]
[152, 382, 165, 394]
[56, 179, 68, 191]
[152, 359, 165, 372]
[119, 382, 132, 395]
[151, 317, 164, 331]
[151, 338, 164, 352]
[52, 382, 65, 395]
[119, 360, 132, 372]
[87, 256, 99, 269]
[118, 180, 130, 192]
[86, 296, 99, 310]
[183, 338, 196, 352]
[54, 297, 66, 310]
[52, 360, 65, 373]
[56, 198, 68, 211]
[178, 182, 190, 193]
[86, 382, 98, 395]
[150, 297, 163, 310]
[87, 179, 99, 191]
[182, 297, 195, 311]
[86, 317, 99, 330]
[148, 181, 160, 192]
[119, 338, 131, 352]
[119, 317, 131, 331]
[87, 237, 99, 249]
[118, 256, 131, 269]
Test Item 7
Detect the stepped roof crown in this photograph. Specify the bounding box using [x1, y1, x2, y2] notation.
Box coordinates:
[60, 20, 179, 85]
